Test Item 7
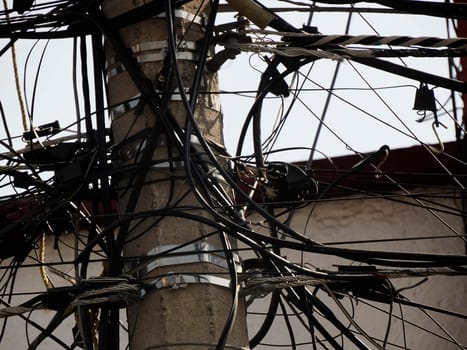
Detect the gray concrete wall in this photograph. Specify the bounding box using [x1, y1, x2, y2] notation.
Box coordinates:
[2, 187, 466, 349]
[246, 188, 467, 349]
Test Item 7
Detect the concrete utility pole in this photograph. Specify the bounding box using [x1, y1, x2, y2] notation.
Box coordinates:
[102, 1, 249, 349]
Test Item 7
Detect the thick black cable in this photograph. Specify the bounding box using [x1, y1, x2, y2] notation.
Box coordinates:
[3, 3, 467, 350]
[164, 1, 242, 347]
[80, 35, 93, 143]
[89, 20, 120, 349]
[0, 101, 12, 147]
[28, 310, 73, 350]
[231, 54, 467, 259]
[79, 9, 186, 260]
[248, 219, 283, 347]
[278, 295, 297, 349]
[0, 38, 17, 57]
[0, 260, 17, 345]
[352, 56, 467, 93]
[149, 27, 467, 273]
[291, 285, 371, 350]
[248, 290, 280, 347]
[28, 39, 50, 125]
[285, 287, 346, 350]
[310, 0, 467, 19]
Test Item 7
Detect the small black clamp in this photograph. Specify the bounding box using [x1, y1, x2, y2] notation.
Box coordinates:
[207, 18, 251, 72]
[207, 32, 251, 72]
[413, 82, 438, 125]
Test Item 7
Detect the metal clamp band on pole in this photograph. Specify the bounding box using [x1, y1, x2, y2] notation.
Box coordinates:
[107, 52, 198, 79]
[125, 242, 242, 278]
[109, 84, 195, 119]
[148, 273, 232, 290]
[154, 9, 205, 26]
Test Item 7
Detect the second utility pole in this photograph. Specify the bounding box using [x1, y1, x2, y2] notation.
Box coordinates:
[102, 0, 250, 349]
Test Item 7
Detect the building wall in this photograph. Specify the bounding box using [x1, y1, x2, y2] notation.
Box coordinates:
[246, 187, 467, 349]
[2, 187, 466, 349]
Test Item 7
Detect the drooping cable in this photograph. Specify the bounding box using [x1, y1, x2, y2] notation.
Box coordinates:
[1, 0, 28, 131]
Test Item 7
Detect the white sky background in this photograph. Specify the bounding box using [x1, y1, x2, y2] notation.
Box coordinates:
[0, 0, 462, 171]
[218, 1, 461, 161]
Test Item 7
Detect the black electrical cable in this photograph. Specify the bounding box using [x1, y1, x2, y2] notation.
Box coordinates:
[309, 287, 320, 350]
[107, 0, 191, 30]
[28, 38, 51, 127]
[0, 38, 17, 57]
[0, 101, 12, 147]
[248, 223, 283, 347]
[0, 260, 18, 345]
[236, 55, 314, 160]
[248, 290, 280, 347]
[239, 229, 467, 267]
[28, 309, 73, 350]
[239, 56, 467, 173]
[309, 0, 467, 19]
[296, 285, 372, 350]
[217, 231, 240, 349]
[260, 61, 315, 156]
[121, 24, 331, 271]
[285, 287, 346, 350]
[278, 295, 297, 349]
[0, 1, 83, 38]
[85, 39, 119, 349]
[352, 56, 467, 93]
[163, 1, 244, 347]
[3, 2, 467, 349]
[105, 189, 467, 275]
[82, 10, 188, 258]
[197, 194, 467, 271]
[230, 54, 467, 262]
[308, 9, 352, 167]
[89, 19, 120, 349]
[79, 35, 93, 143]
[165, 8, 362, 348]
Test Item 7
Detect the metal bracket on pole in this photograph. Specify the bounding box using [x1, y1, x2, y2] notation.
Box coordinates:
[154, 9, 206, 27]
[106, 40, 200, 79]
[125, 241, 242, 278]
[109, 88, 190, 120]
[147, 273, 232, 291]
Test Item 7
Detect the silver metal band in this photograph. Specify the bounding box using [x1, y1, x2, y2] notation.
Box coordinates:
[107, 40, 198, 66]
[109, 86, 191, 120]
[126, 242, 242, 278]
[110, 94, 141, 120]
[106, 39, 199, 79]
[107, 51, 198, 79]
[154, 9, 205, 26]
[149, 273, 232, 290]
[134, 40, 197, 53]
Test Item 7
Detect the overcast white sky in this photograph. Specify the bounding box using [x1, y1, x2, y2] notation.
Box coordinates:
[218, 1, 459, 161]
[0, 0, 461, 167]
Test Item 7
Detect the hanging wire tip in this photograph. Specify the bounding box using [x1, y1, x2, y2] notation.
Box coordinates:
[429, 121, 448, 154]
[351, 145, 390, 174]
